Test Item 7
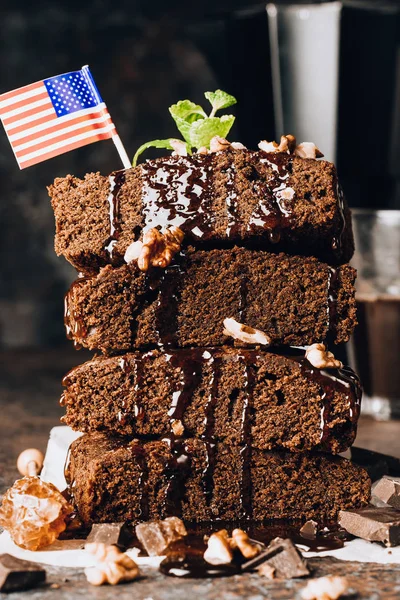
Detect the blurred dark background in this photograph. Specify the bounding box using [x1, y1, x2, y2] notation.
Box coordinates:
[0, 0, 399, 349]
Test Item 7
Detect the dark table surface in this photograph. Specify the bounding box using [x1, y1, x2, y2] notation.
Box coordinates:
[1, 347, 400, 599]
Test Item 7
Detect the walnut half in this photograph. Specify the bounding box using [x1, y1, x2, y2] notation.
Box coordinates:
[124, 226, 184, 272]
[84, 543, 140, 586]
[305, 343, 343, 369]
[223, 318, 271, 346]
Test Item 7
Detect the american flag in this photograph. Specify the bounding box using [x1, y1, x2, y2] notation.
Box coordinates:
[0, 66, 120, 169]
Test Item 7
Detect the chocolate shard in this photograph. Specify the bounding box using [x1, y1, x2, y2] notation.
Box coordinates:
[136, 517, 187, 556]
[241, 537, 309, 578]
[85, 522, 133, 548]
[299, 520, 318, 539]
[373, 476, 400, 510]
[0, 554, 46, 592]
[339, 506, 400, 546]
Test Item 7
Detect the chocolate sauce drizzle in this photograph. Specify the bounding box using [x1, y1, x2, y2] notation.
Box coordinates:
[63, 273, 90, 348]
[247, 152, 294, 243]
[331, 181, 346, 253]
[104, 170, 126, 260]
[140, 155, 215, 240]
[287, 351, 362, 445]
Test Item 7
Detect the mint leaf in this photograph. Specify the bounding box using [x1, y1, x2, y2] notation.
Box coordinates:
[169, 100, 207, 143]
[188, 115, 235, 149]
[205, 90, 237, 116]
[132, 139, 187, 167]
[169, 99, 207, 121]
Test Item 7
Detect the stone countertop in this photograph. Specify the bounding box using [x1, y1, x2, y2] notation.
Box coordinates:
[1, 347, 400, 599]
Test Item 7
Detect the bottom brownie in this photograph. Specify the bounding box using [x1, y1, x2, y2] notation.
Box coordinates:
[66, 433, 370, 526]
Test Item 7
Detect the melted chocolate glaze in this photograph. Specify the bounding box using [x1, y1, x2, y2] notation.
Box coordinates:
[130, 442, 149, 521]
[159, 522, 350, 578]
[140, 154, 215, 239]
[63, 273, 91, 349]
[104, 170, 126, 260]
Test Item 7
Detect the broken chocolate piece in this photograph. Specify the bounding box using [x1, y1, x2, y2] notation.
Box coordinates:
[86, 523, 133, 548]
[241, 537, 309, 578]
[0, 554, 46, 592]
[300, 520, 318, 539]
[339, 506, 400, 546]
[373, 476, 400, 510]
[136, 517, 187, 556]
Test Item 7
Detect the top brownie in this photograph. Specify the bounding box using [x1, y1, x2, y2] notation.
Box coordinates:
[48, 149, 354, 274]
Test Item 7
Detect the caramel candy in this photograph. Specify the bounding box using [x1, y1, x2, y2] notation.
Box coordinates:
[0, 477, 73, 550]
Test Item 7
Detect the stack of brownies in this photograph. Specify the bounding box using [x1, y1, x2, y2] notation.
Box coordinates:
[48, 141, 370, 528]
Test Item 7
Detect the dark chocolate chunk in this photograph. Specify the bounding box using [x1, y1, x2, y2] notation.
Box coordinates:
[85, 522, 133, 548]
[0, 554, 46, 592]
[299, 520, 318, 539]
[373, 476, 400, 509]
[339, 506, 400, 546]
[136, 517, 187, 556]
[241, 537, 309, 578]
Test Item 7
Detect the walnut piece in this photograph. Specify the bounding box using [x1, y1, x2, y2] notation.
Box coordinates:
[231, 528, 261, 559]
[295, 142, 324, 159]
[300, 576, 349, 600]
[170, 139, 188, 157]
[84, 543, 139, 586]
[209, 136, 232, 152]
[231, 141, 247, 150]
[124, 226, 184, 272]
[259, 135, 324, 158]
[259, 134, 296, 154]
[203, 530, 233, 565]
[305, 343, 343, 369]
[223, 318, 271, 346]
[171, 419, 184, 436]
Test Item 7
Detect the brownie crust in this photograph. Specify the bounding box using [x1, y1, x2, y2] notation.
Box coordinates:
[64, 248, 357, 353]
[66, 433, 370, 527]
[61, 348, 361, 454]
[49, 149, 354, 274]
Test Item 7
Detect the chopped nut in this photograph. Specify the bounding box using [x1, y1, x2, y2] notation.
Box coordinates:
[124, 240, 143, 264]
[209, 136, 231, 152]
[231, 528, 261, 559]
[124, 226, 184, 272]
[231, 142, 247, 150]
[203, 529, 233, 565]
[84, 543, 139, 586]
[277, 186, 295, 201]
[305, 343, 343, 369]
[300, 576, 349, 600]
[197, 146, 209, 155]
[258, 140, 279, 153]
[257, 563, 276, 579]
[171, 419, 184, 436]
[223, 317, 271, 346]
[170, 139, 188, 157]
[295, 142, 324, 159]
[259, 134, 296, 154]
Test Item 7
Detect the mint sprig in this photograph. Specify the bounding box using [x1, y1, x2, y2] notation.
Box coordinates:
[132, 90, 237, 166]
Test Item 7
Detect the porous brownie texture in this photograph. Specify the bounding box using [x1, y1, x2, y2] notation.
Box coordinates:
[64, 248, 357, 352]
[49, 149, 354, 274]
[66, 433, 370, 527]
[61, 348, 361, 454]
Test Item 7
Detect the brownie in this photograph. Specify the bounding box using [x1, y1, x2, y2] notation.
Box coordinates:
[66, 433, 370, 527]
[64, 248, 357, 352]
[49, 149, 354, 274]
[61, 348, 362, 454]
